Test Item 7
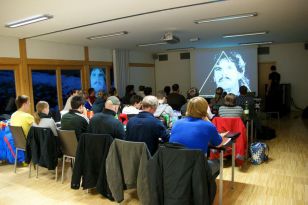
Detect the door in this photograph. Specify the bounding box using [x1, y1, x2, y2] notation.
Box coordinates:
[258, 62, 276, 101]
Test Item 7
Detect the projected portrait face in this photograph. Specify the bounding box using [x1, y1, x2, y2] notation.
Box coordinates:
[212, 52, 250, 95]
[90, 68, 106, 93]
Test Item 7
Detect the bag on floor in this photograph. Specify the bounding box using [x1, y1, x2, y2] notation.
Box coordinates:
[250, 142, 269, 165]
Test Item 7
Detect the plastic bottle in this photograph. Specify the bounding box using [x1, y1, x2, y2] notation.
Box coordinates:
[244, 101, 249, 115]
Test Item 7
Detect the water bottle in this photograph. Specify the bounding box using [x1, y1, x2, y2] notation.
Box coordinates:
[244, 101, 249, 115]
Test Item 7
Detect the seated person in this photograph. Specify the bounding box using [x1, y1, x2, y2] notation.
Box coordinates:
[62, 89, 79, 114]
[92, 91, 108, 114]
[84, 88, 96, 110]
[33, 101, 58, 136]
[122, 95, 142, 115]
[181, 87, 214, 120]
[167, 84, 186, 111]
[219, 93, 243, 117]
[61, 95, 89, 141]
[126, 96, 169, 156]
[236, 85, 255, 115]
[10, 95, 34, 137]
[154, 91, 175, 126]
[88, 96, 125, 139]
[210, 87, 224, 114]
[169, 96, 228, 176]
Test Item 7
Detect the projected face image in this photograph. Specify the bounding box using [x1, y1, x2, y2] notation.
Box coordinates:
[90, 68, 106, 93]
[213, 58, 241, 94]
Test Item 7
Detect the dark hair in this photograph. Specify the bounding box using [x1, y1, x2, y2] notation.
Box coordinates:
[187, 87, 199, 99]
[156, 90, 166, 100]
[71, 95, 84, 109]
[224, 93, 236, 107]
[144, 87, 152, 96]
[88, 88, 95, 95]
[271, 65, 276, 71]
[15, 95, 29, 109]
[125, 85, 135, 95]
[139, 85, 145, 91]
[130, 95, 143, 105]
[239, 85, 248, 95]
[109, 87, 117, 96]
[164, 86, 171, 95]
[172, 84, 179, 92]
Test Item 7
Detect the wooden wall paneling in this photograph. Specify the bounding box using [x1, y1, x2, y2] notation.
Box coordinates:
[0, 57, 20, 65]
[56, 68, 63, 110]
[83, 47, 90, 91]
[19, 39, 31, 98]
[27, 59, 83, 66]
[128, 63, 155, 67]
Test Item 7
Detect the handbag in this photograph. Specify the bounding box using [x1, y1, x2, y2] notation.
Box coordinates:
[250, 142, 269, 165]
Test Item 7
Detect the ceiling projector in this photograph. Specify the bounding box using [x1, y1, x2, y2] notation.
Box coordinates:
[161, 32, 180, 44]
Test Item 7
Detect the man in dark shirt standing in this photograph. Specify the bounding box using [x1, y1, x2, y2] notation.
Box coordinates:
[167, 84, 186, 111]
[88, 96, 125, 139]
[266, 65, 282, 112]
[61, 95, 89, 141]
[126, 95, 169, 155]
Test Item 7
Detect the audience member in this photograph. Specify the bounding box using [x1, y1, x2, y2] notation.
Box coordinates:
[137, 85, 145, 98]
[266, 65, 282, 112]
[236, 86, 254, 112]
[169, 96, 228, 177]
[108, 87, 118, 97]
[122, 95, 142, 115]
[88, 96, 125, 139]
[63, 89, 79, 112]
[61, 95, 89, 141]
[144, 86, 152, 96]
[167, 84, 186, 111]
[33, 101, 58, 136]
[10, 95, 34, 136]
[181, 87, 214, 120]
[121, 85, 135, 105]
[126, 96, 169, 155]
[154, 91, 175, 126]
[219, 93, 243, 117]
[84, 88, 96, 110]
[164, 86, 171, 96]
[210, 87, 224, 114]
[92, 91, 108, 114]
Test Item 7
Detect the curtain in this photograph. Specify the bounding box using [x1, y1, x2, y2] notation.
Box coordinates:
[113, 49, 129, 97]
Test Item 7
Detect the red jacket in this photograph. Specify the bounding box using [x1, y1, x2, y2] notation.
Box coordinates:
[210, 117, 247, 166]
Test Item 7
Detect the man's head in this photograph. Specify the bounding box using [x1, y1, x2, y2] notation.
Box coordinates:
[144, 87, 152, 96]
[224, 93, 236, 107]
[105, 96, 121, 113]
[271, 65, 276, 71]
[172, 84, 179, 93]
[71, 95, 85, 113]
[239, 85, 248, 96]
[139, 85, 145, 92]
[164, 86, 171, 96]
[186, 87, 199, 100]
[186, 97, 208, 119]
[142, 95, 158, 114]
[130, 95, 143, 109]
[15, 95, 31, 112]
[88, 88, 95, 97]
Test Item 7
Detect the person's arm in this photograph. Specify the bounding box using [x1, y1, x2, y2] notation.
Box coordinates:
[115, 122, 126, 139]
[209, 126, 223, 147]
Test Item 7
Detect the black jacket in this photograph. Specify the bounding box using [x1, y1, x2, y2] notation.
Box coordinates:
[71, 133, 114, 200]
[88, 109, 125, 139]
[26, 126, 61, 170]
[92, 97, 105, 114]
[61, 110, 88, 141]
[146, 143, 215, 205]
[167, 92, 186, 111]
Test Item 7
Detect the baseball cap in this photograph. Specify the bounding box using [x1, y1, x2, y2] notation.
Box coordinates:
[107, 96, 121, 105]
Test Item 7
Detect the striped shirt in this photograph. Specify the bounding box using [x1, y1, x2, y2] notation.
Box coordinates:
[219, 106, 243, 117]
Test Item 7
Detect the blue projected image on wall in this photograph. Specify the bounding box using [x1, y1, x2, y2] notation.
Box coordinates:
[61, 70, 81, 106]
[90, 67, 107, 93]
[0, 70, 16, 114]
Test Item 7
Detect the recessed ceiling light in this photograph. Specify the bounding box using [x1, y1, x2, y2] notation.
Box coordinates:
[194, 12, 257, 24]
[189, 37, 200, 42]
[223, 31, 268, 38]
[137, 42, 167, 47]
[239, 41, 273, 46]
[87, 31, 128, 40]
[5, 14, 53, 28]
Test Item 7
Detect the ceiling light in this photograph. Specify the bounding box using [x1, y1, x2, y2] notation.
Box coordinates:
[194, 12, 257, 24]
[87, 31, 128, 40]
[189, 37, 200, 42]
[137, 42, 167, 47]
[223, 31, 268, 38]
[5, 14, 53, 28]
[167, 47, 195, 51]
[239, 41, 273, 46]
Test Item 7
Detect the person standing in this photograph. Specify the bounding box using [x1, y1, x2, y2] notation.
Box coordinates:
[266, 65, 282, 112]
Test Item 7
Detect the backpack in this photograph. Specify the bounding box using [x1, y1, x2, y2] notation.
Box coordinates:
[250, 142, 269, 165]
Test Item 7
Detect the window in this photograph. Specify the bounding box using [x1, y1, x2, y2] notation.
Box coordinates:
[0, 70, 16, 114]
[31, 70, 58, 112]
[90, 67, 107, 93]
[61, 69, 81, 106]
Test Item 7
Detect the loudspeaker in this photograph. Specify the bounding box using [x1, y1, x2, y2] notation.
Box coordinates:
[158, 54, 168, 61]
[258, 47, 270, 55]
[180, 52, 190, 60]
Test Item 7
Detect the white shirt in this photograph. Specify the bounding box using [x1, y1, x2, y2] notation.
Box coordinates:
[122, 106, 141, 115]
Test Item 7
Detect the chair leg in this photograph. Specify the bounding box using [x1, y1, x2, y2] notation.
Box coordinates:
[29, 162, 31, 178]
[219, 150, 224, 205]
[14, 149, 18, 173]
[61, 156, 65, 184]
[36, 164, 39, 178]
[232, 142, 235, 189]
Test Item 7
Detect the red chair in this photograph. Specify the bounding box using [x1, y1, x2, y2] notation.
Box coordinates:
[118, 113, 129, 125]
[210, 117, 247, 166]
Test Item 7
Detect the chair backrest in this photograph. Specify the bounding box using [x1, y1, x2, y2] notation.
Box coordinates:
[9, 125, 26, 149]
[57, 129, 78, 157]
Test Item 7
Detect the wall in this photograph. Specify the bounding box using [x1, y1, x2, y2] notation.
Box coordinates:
[155, 51, 191, 95]
[0, 36, 19, 58]
[258, 43, 308, 108]
[89, 47, 113, 62]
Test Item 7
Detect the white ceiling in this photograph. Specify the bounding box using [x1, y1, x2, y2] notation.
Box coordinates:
[0, 0, 307, 52]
